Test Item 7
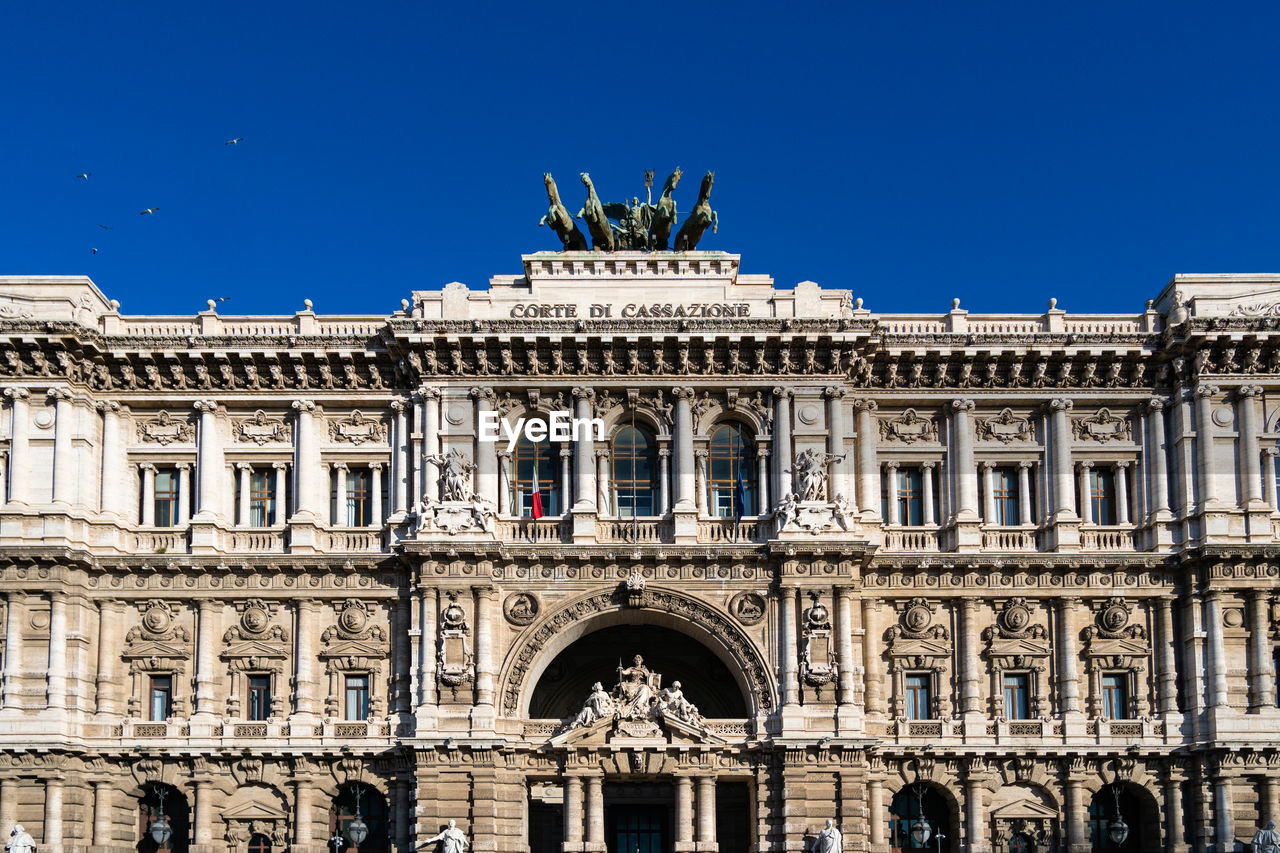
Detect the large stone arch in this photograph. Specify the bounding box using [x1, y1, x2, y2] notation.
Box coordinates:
[498, 585, 776, 719]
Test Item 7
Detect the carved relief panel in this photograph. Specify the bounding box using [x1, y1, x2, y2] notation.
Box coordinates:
[319, 599, 389, 720]
[437, 592, 475, 691]
[220, 599, 290, 720]
[886, 597, 953, 720]
[1081, 597, 1151, 718]
[122, 600, 192, 719]
[981, 598, 1050, 720]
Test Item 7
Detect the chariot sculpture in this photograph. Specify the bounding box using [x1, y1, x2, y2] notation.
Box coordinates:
[539, 168, 718, 252]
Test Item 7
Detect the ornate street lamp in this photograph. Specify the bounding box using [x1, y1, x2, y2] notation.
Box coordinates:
[1107, 785, 1130, 847]
[908, 783, 932, 847]
[149, 786, 172, 847]
[347, 783, 370, 847]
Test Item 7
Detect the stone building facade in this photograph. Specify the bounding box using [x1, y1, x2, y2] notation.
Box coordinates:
[0, 256, 1277, 853]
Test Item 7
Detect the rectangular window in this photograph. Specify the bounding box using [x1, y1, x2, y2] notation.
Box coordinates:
[247, 674, 272, 721]
[992, 466, 1019, 525]
[249, 470, 275, 527]
[1003, 673, 1030, 719]
[154, 468, 180, 527]
[345, 674, 370, 721]
[904, 672, 932, 720]
[1102, 673, 1128, 719]
[898, 468, 923, 526]
[1090, 467, 1117, 525]
[331, 468, 378, 527]
[149, 675, 173, 722]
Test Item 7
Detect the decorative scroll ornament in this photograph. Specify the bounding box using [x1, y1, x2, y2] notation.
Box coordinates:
[437, 592, 474, 687]
[878, 409, 938, 443]
[234, 409, 291, 445]
[975, 408, 1034, 444]
[328, 410, 387, 445]
[567, 654, 706, 732]
[137, 410, 193, 445]
[1087, 597, 1146, 641]
[1070, 408, 1132, 442]
[504, 593, 539, 627]
[801, 593, 837, 687]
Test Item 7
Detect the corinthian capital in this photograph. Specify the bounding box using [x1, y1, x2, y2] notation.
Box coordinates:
[951, 399, 975, 412]
[290, 399, 316, 413]
[46, 387, 73, 402]
[193, 400, 220, 414]
[851, 398, 878, 413]
[572, 386, 595, 400]
[1238, 384, 1264, 399]
[672, 386, 696, 401]
[1195, 383, 1220, 399]
[469, 386, 496, 402]
[1048, 398, 1074, 412]
[771, 386, 794, 399]
[95, 400, 121, 414]
[1146, 397, 1166, 413]
[3, 388, 29, 401]
[823, 386, 846, 400]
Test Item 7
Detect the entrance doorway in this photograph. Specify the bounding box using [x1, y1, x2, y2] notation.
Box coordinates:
[610, 805, 668, 853]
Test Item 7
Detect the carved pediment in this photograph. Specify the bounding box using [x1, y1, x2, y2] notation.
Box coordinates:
[137, 410, 193, 445]
[1084, 636, 1150, 659]
[319, 637, 389, 659]
[222, 799, 288, 821]
[976, 408, 1034, 443]
[233, 410, 292, 445]
[121, 639, 190, 660]
[222, 639, 289, 660]
[990, 799, 1061, 821]
[327, 410, 387, 445]
[887, 637, 953, 660]
[878, 409, 938, 443]
[1071, 408, 1132, 442]
[985, 636, 1051, 662]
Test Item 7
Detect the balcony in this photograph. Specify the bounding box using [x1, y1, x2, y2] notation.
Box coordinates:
[980, 526, 1039, 552]
[1079, 525, 1138, 552]
[881, 526, 941, 553]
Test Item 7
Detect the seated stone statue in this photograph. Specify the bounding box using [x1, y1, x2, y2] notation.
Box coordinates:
[571, 682, 615, 728]
[657, 681, 703, 726]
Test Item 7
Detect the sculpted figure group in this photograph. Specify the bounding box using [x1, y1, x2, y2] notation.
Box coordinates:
[568, 654, 706, 729]
[540, 169, 718, 252]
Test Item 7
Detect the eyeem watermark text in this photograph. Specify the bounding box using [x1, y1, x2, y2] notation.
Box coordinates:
[478, 410, 606, 452]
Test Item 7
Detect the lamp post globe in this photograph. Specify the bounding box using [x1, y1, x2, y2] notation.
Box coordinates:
[910, 819, 932, 846]
[348, 815, 369, 846]
[149, 816, 172, 847]
[1108, 815, 1129, 847]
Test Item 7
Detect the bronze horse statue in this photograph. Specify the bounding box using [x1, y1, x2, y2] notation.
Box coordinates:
[576, 172, 615, 251]
[673, 171, 717, 251]
[648, 167, 682, 250]
[539, 173, 587, 251]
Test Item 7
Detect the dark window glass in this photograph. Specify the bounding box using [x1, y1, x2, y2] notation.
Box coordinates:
[154, 468, 179, 527]
[612, 426, 657, 517]
[993, 466, 1019, 525]
[238, 470, 277, 527]
[345, 674, 370, 721]
[248, 835, 271, 853]
[512, 423, 561, 517]
[1102, 673, 1127, 719]
[149, 675, 173, 722]
[905, 672, 931, 720]
[1090, 467, 1117, 525]
[898, 468, 923, 526]
[247, 674, 271, 721]
[709, 424, 753, 518]
[1003, 673, 1030, 719]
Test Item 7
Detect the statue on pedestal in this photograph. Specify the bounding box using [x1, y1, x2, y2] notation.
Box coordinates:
[571, 682, 616, 727]
[815, 820, 842, 853]
[1253, 821, 1280, 853]
[4, 825, 34, 853]
[424, 820, 470, 853]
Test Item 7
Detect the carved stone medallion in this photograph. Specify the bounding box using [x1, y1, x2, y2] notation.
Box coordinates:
[234, 409, 291, 445]
[878, 409, 938, 443]
[729, 592, 766, 626]
[975, 408, 1033, 443]
[504, 592, 539, 626]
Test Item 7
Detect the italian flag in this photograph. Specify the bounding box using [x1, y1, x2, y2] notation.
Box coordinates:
[530, 457, 544, 520]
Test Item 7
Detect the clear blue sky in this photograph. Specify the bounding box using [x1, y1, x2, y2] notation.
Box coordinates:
[3, 2, 1278, 316]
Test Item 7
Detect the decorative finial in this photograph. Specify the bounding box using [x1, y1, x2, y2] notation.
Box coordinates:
[1048, 297, 1058, 310]
[951, 298, 961, 310]
[855, 297, 864, 310]
[207, 299, 216, 311]
[303, 299, 313, 311]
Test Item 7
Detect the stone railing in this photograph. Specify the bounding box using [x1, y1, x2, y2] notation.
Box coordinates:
[697, 519, 763, 543]
[1080, 526, 1137, 551]
[228, 528, 287, 553]
[881, 526, 941, 552]
[1063, 315, 1148, 335]
[323, 529, 386, 552]
[498, 518, 568, 544]
[104, 313, 388, 339]
[878, 317, 947, 335]
[130, 528, 189, 554]
[598, 518, 668, 543]
[981, 527, 1039, 552]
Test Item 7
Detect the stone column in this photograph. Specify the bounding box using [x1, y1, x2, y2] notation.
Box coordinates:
[289, 400, 320, 521]
[884, 462, 899, 525]
[573, 387, 597, 509]
[332, 463, 348, 526]
[755, 443, 770, 513]
[1017, 462, 1033, 525]
[596, 448, 611, 515]
[418, 588, 438, 709]
[194, 778, 213, 845]
[1239, 385, 1265, 506]
[780, 586, 799, 709]
[271, 462, 287, 524]
[676, 776, 694, 851]
[1, 593, 24, 708]
[48, 388, 75, 505]
[1265, 775, 1280, 828]
[1116, 462, 1130, 524]
[982, 461, 996, 523]
[1164, 771, 1185, 849]
[1157, 596, 1179, 714]
[43, 776, 62, 849]
[773, 388, 794, 498]
[965, 773, 986, 853]
[176, 462, 192, 524]
[1267, 448, 1280, 513]
[585, 775, 605, 851]
[1076, 462, 1093, 525]
[391, 399, 409, 515]
[863, 600, 883, 715]
[93, 781, 112, 845]
[1146, 398, 1172, 517]
[835, 587, 856, 706]
[46, 591, 67, 710]
[560, 448, 573, 514]
[495, 452, 510, 516]
[141, 462, 157, 526]
[0, 778, 12, 834]
[294, 599, 318, 717]
[673, 387, 697, 510]
[959, 598, 980, 714]
[1248, 589, 1276, 712]
[1195, 383, 1221, 507]
[1049, 399, 1076, 518]
[1057, 598, 1081, 715]
[952, 400, 979, 521]
[422, 388, 441, 502]
[472, 387, 498, 505]
[4, 389, 30, 504]
[473, 586, 496, 710]
[659, 447, 672, 515]
[370, 462, 384, 527]
[564, 775, 584, 851]
[825, 387, 847, 499]
[853, 399, 880, 516]
[921, 462, 936, 526]
[294, 780, 313, 845]
[193, 400, 222, 519]
[98, 401, 124, 517]
[95, 599, 122, 715]
[868, 779, 885, 848]
[236, 463, 252, 526]
[1206, 591, 1230, 711]
[194, 599, 219, 716]
[696, 776, 717, 851]
[1064, 777, 1086, 853]
[1213, 773, 1235, 853]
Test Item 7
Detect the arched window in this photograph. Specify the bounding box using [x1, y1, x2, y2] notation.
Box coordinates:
[329, 783, 390, 853]
[511, 420, 561, 518]
[612, 425, 658, 517]
[708, 423, 753, 518]
[248, 834, 272, 853]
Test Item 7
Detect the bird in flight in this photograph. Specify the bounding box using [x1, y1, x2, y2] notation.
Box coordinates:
[213, 296, 230, 302]
[97, 224, 113, 230]
[75, 173, 91, 180]
[224, 137, 243, 145]
[91, 248, 98, 255]
[139, 208, 159, 215]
